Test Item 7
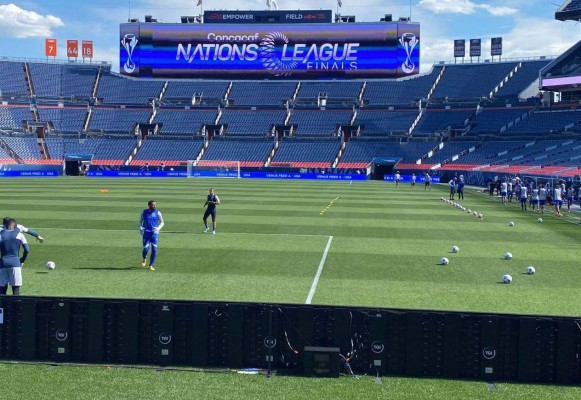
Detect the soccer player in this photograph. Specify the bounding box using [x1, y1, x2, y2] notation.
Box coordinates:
[531, 186, 540, 212]
[500, 180, 508, 204]
[411, 173, 416, 189]
[203, 188, 221, 234]
[539, 184, 547, 214]
[554, 186, 563, 217]
[424, 173, 432, 191]
[1, 217, 44, 243]
[566, 186, 574, 213]
[139, 200, 164, 271]
[394, 171, 401, 188]
[457, 176, 465, 200]
[519, 183, 528, 212]
[449, 177, 457, 200]
[0, 218, 29, 296]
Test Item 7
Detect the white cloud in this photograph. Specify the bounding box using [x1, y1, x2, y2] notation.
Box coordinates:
[419, 0, 516, 16]
[0, 3, 64, 38]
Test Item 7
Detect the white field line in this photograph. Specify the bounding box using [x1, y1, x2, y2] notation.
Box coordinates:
[33, 227, 330, 238]
[306, 235, 334, 305]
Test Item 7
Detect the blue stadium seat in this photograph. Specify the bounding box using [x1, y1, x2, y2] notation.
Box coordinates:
[297, 81, 363, 100]
[433, 63, 518, 100]
[272, 138, 341, 166]
[154, 109, 218, 135]
[202, 137, 273, 165]
[0, 61, 27, 96]
[495, 61, 550, 98]
[290, 110, 352, 136]
[355, 110, 418, 136]
[135, 137, 204, 162]
[38, 107, 88, 133]
[0, 106, 32, 130]
[364, 67, 441, 105]
[97, 73, 164, 104]
[414, 108, 475, 135]
[90, 108, 151, 133]
[229, 82, 296, 106]
[340, 138, 435, 164]
[164, 81, 228, 101]
[1, 135, 41, 159]
[469, 107, 533, 135]
[220, 110, 286, 136]
[506, 109, 581, 134]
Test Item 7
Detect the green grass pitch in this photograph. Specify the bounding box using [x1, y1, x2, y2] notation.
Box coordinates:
[2, 177, 581, 399]
[2, 177, 581, 316]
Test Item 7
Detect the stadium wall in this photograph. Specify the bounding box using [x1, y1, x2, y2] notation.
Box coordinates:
[0, 296, 579, 383]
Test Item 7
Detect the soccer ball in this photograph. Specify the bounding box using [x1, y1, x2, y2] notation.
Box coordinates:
[46, 261, 56, 270]
[526, 266, 536, 275]
[478, 213, 483, 219]
[504, 252, 513, 260]
[473, 211, 478, 216]
[509, 221, 515, 227]
[451, 246, 459, 253]
[467, 209, 472, 213]
[502, 274, 513, 284]
[537, 218, 543, 223]
[441, 257, 449, 265]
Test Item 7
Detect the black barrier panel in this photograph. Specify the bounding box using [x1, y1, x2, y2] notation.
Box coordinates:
[0, 296, 580, 385]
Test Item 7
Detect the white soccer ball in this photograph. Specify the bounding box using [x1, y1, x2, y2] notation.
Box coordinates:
[502, 274, 513, 284]
[467, 209, 472, 213]
[473, 211, 478, 216]
[509, 221, 515, 227]
[441, 257, 449, 265]
[526, 266, 536, 275]
[451, 246, 459, 253]
[478, 213, 483, 219]
[504, 252, 513, 260]
[537, 218, 543, 223]
[46, 261, 56, 270]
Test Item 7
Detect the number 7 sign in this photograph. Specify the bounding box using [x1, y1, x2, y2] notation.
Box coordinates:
[45, 38, 57, 57]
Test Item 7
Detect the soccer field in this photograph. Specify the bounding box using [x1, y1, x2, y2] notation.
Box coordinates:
[2, 177, 581, 316]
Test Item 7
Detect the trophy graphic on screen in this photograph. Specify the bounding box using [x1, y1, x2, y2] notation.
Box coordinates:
[121, 34, 138, 74]
[399, 33, 418, 74]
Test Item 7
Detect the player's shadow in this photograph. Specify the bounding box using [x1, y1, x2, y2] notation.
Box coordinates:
[35, 271, 49, 274]
[72, 266, 139, 271]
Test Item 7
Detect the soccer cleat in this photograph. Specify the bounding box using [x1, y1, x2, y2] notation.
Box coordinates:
[212, 230, 216, 234]
[149, 266, 155, 271]
[204, 227, 209, 233]
[141, 259, 147, 267]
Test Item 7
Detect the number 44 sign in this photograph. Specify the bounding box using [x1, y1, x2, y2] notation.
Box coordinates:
[67, 40, 78, 58]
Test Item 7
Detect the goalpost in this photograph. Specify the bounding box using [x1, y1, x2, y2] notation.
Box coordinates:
[186, 160, 241, 178]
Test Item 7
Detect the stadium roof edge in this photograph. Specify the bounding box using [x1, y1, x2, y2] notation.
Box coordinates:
[0, 56, 111, 66]
[555, 0, 581, 21]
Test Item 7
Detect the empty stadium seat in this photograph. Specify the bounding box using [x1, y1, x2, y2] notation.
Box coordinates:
[220, 110, 286, 135]
[202, 137, 274, 167]
[90, 108, 151, 133]
[290, 110, 352, 136]
[355, 110, 418, 136]
[272, 138, 341, 168]
[154, 108, 218, 135]
[0, 61, 27, 96]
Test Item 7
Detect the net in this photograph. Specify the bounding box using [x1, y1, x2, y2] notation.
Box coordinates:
[187, 160, 240, 178]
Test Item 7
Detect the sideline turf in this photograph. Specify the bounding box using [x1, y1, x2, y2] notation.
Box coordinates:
[1, 178, 580, 316]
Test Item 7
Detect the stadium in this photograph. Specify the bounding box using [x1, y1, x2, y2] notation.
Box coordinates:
[0, 0, 581, 398]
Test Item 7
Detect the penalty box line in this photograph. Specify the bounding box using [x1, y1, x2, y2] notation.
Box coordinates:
[306, 235, 334, 305]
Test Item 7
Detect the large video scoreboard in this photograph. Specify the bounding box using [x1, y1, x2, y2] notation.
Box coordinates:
[120, 20, 420, 80]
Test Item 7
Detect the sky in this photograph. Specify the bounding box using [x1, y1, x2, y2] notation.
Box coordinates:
[0, 0, 579, 73]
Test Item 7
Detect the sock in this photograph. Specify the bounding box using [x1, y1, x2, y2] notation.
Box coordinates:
[150, 245, 157, 266]
[12, 286, 20, 296]
[142, 244, 149, 260]
[0, 286, 7, 295]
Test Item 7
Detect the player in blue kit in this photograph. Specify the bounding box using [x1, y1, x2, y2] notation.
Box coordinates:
[0, 218, 30, 296]
[203, 188, 221, 234]
[139, 200, 164, 271]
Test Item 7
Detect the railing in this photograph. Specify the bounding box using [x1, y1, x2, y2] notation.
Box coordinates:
[437, 55, 556, 66]
[0, 55, 111, 66]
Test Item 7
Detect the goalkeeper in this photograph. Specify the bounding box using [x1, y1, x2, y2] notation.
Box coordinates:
[203, 188, 221, 234]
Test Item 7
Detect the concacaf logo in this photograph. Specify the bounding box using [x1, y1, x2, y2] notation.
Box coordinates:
[259, 32, 298, 76]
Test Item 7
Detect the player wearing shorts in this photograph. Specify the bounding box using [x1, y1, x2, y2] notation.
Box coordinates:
[0, 219, 29, 296]
[554, 187, 563, 217]
[411, 173, 416, 189]
[566, 187, 574, 213]
[519, 184, 528, 211]
[140, 200, 164, 271]
[424, 173, 432, 191]
[203, 188, 221, 234]
[531, 187, 539, 212]
[538, 185, 547, 214]
[394, 171, 401, 188]
[500, 181, 508, 204]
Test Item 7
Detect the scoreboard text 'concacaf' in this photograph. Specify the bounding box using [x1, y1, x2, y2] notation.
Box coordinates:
[120, 19, 420, 80]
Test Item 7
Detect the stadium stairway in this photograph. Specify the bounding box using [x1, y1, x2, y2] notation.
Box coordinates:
[0, 137, 23, 163]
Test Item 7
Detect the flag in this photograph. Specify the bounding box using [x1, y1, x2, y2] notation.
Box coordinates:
[338, 0, 343, 7]
[197, 0, 202, 6]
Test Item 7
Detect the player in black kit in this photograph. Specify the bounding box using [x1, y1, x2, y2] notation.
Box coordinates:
[203, 188, 221, 234]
